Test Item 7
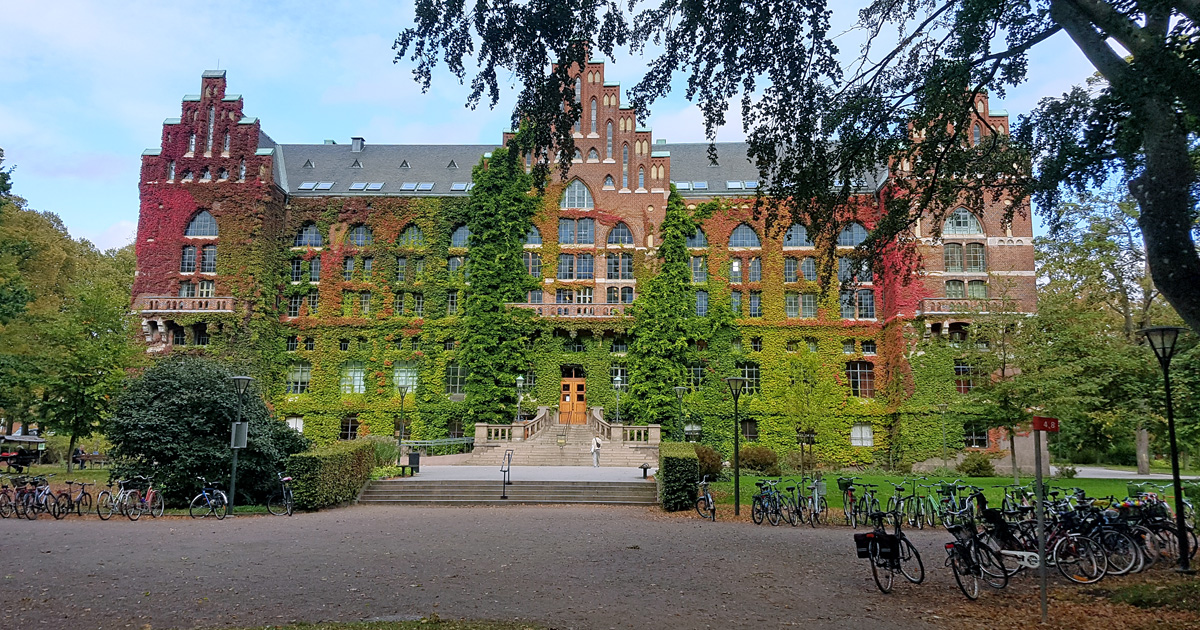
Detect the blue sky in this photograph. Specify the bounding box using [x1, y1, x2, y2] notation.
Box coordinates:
[2, 1, 1098, 250]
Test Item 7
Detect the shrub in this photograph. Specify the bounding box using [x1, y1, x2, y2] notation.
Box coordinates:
[957, 451, 996, 477]
[363, 434, 399, 466]
[739, 445, 780, 476]
[658, 442, 699, 511]
[106, 356, 310, 507]
[287, 439, 378, 510]
[693, 443, 723, 480]
[1055, 465, 1079, 480]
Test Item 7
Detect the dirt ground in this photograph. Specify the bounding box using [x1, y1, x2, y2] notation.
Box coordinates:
[0, 505, 1191, 630]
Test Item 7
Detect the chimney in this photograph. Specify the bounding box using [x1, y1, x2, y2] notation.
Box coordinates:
[351, 137, 365, 152]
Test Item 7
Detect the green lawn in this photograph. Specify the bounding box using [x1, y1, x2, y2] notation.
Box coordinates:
[708, 472, 1176, 512]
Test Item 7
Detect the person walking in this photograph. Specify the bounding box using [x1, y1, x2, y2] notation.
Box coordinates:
[591, 435, 602, 467]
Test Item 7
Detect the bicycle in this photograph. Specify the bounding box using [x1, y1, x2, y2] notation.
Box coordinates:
[189, 476, 228, 519]
[751, 479, 789, 526]
[855, 509, 924, 593]
[853, 483, 881, 529]
[121, 475, 164, 521]
[944, 509, 1009, 600]
[29, 475, 66, 520]
[695, 475, 716, 521]
[268, 472, 295, 516]
[803, 476, 829, 527]
[838, 477, 859, 527]
[57, 480, 94, 517]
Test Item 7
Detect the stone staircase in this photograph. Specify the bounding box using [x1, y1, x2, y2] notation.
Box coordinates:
[358, 478, 658, 505]
[465, 424, 657, 467]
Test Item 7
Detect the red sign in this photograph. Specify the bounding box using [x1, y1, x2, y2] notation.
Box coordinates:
[1032, 416, 1060, 433]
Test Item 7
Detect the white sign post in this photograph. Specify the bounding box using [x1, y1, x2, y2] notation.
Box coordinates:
[1031, 416, 1059, 624]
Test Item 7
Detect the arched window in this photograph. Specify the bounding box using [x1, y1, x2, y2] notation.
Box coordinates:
[944, 208, 983, 235]
[967, 280, 989, 299]
[525, 226, 542, 246]
[348, 225, 373, 247]
[606, 121, 613, 159]
[622, 144, 629, 188]
[837, 222, 868, 247]
[944, 243, 964, 272]
[687, 228, 708, 248]
[560, 179, 594, 209]
[573, 149, 582, 161]
[729, 223, 762, 248]
[450, 225, 470, 248]
[607, 222, 634, 245]
[590, 98, 597, 133]
[972, 124, 981, 146]
[638, 167, 645, 189]
[294, 224, 323, 247]
[185, 211, 218, 237]
[965, 243, 986, 272]
[784, 223, 813, 246]
[945, 280, 966, 298]
[588, 148, 599, 161]
[604, 175, 615, 187]
[397, 225, 425, 247]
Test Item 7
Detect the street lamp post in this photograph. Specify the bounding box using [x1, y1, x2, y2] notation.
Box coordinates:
[673, 385, 687, 441]
[228, 375, 254, 517]
[515, 375, 525, 423]
[397, 384, 409, 463]
[613, 375, 623, 424]
[938, 403, 949, 468]
[1139, 326, 1193, 573]
[725, 376, 745, 516]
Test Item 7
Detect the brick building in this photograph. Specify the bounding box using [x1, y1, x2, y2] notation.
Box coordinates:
[132, 64, 1036, 466]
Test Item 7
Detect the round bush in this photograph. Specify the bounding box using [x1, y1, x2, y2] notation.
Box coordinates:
[694, 443, 723, 479]
[739, 445, 780, 476]
[956, 451, 996, 477]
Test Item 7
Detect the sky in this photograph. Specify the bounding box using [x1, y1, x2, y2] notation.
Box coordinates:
[1, 1, 1100, 251]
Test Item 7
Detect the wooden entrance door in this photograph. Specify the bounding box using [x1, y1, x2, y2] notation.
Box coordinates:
[560, 378, 587, 424]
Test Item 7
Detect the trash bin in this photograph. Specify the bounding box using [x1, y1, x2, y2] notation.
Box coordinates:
[409, 451, 420, 473]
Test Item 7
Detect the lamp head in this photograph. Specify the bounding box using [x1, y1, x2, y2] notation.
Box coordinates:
[724, 376, 745, 395]
[673, 385, 687, 401]
[230, 376, 254, 396]
[614, 375, 623, 388]
[937, 403, 948, 412]
[1140, 326, 1185, 363]
[516, 375, 525, 389]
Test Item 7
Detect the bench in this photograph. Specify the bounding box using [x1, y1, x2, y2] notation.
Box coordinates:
[391, 465, 415, 478]
[1, 453, 38, 472]
[75, 454, 108, 468]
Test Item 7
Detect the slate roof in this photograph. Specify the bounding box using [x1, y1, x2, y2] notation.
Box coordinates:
[271, 140, 888, 198]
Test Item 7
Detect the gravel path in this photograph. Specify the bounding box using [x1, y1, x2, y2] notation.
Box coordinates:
[0, 506, 961, 630]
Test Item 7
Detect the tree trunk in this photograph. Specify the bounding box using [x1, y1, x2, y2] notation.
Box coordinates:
[66, 431, 77, 474]
[1136, 426, 1150, 475]
[1009, 429, 1019, 484]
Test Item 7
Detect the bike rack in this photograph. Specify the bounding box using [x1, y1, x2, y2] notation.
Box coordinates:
[500, 449, 513, 499]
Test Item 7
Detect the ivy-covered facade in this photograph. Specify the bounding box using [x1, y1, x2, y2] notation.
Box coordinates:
[132, 65, 1036, 468]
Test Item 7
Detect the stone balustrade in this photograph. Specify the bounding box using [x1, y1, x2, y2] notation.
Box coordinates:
[474, 406, 550, 443]
[135, 295, 235, 313]
[916, 297, 1001, 316]
[506, 303, 627, 318]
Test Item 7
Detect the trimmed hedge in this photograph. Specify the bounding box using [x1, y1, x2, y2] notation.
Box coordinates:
[286, 439, 379, 510]
[658, 442, 699, 511]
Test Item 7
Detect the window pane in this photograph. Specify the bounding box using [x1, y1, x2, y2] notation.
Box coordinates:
[185, 211, 218, 237]
[729, 224, 761, 248]
[607, 222, 633, 245]
[967, 280, 989, 299]
[749, 292, 762, 317]
[840, 290, 856, 318]
[620, 253, 633, 279]
[695, 290, 709, 316]
[180, 246, 196, 273]
[525, 226, 542, 245]
[945, 280, 965, 299]
[731, 291, 742, 316]
[965, 243, 986, 272]
[802, 257, 817, 281]
[577, 254, 594, 280]
[785, 293, 799, 318]
[749, 257, 761, 282]
[450, 225, 470, 248]
[558, 219, 575, 245]
[687, 228, 708, 248]
[561, 180, 594, 209]
[944, 208, 982, 235]
[837, 223, 867, 246]
[944, 243, 964, 272]
[784, 258, 798, 283]
[801, 294, 818, 318]
[846, 362, 875, 398]
[857, 290, 875, 319]
[730, 259, 742, 284]
[200, 245, 217, 273]
[557, 254, 574, 280]
[691, 256, 707, 283]
[577, 219, 594, 244]
[784, 224, 812, 246]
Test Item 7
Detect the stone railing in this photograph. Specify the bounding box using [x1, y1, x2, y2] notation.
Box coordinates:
[506, 303, 627, 318]
[588, 406, 661, 445]
[473, 406, 551, 444]
[916, 297, 1001, 316]
[135, 295, 235, 313]
[588, 407, 613, 440]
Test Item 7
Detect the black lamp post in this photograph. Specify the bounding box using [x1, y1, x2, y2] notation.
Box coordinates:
[515, 375, 526, 423]
[613, 375, 623, 424]
[397, 384, 409, 463]
[937, 402, 949, 468]
[228, 375, 254, 517]
[673, 385, 687, 440]
[1139, 325, 1192, 573]
[724, 376, 745, 516]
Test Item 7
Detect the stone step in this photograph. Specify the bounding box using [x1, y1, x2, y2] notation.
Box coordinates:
[358, 479, 658, 505]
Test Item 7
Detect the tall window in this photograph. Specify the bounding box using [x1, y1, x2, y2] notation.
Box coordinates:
[964, 422, 989, 448]
[955, 359, 975, 393]
[944, 208, 983, 235]
[340, 362, 365, 394]
[397, 225, 425, 247]
[590, 98, 597, 133]
[445, 364, 467, 394]
[359, 292, 371, 314]
[561, 180, 594, 209]
[576, 254, 594, 280]
[638, 167, 645, 189]
[523, 252, 542, 277]
[294, 224, 323, 247]
[606, 121, 613, 158]
[607, 253, 633, 280]
[607, 222, 634, 245]
[840, 290, 856, 319]
[945, 280, 966, 299]
[344, 257, 355, 281]
[286, 362, 311, 394]
[687, 228, 708, 248]
[784, 223, 813, 246]
[559, 218, 595, 244]
[729, 224, 762, 248]
[857, 289, 876, 318]
[730, 259, 743, 284]
[965, 243, 986, 271]
[967, 280, 989, 299]
[851, 422, 874, 446]
[785, 293, 799, 318]
[695, 290, 709, 316]
[525, 226, 542, 245]
[447, 290, 459, 315]
[558, 254, 576, 280]
[846, 362, 875, 398]
[802, 257, 817, 281]
[340, 415, 360, 440]
[837, 222, 868, 246]
[801, 293, 818, 318]
[287, 295, 303, 317]
[180, 246, 196, 273]
[412, 293, 424, 316]
[731, 291, 742, 316]
[348, 225, 373, 246]
[738, 363, 760, 394]
[944, 243, 964, 272]
[748, 257, 762, 282]
[397, 257, 408, 282]
[185, 211, 218, 237]
[450, 225, 470, 248]
[689, 364, 706, 389]
[691, 256, 707, 283]
[448, 256, 465, 274]
[622, 144, 629, 188]
[394, 361, 418, 392]
[748, 292, 762, 317]
[783, 258, 798, 283]
[198, 280, 214, 297]
[290, 259, 305, 282]
[306, 290, 319, 314]
[200, 245, 217, 273]
[610, 364, 628, 389]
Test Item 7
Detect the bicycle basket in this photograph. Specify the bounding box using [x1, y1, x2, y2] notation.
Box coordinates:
[937, 482, 957, 496]
[837, 478, 855, 493]
[811, 481, 826, 498]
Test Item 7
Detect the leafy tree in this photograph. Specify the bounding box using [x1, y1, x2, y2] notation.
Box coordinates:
[626, 186, 693, 431]
[395, 1, 1200, 334]
[459, 146, 541, 424]
[106, 356, 310, 506]
[0, 148, 32, 325]
[40, 244, 141, 471]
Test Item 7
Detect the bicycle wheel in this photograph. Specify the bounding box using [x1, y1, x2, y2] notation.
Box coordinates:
[869, 540, 894, 593]
[285, 489, 294, 516]
[782, 496, 797, 526]
[125, 491, 142, 521]
[751, 497, 765, 525]
[817, 496, 829, 525]
[950, 547, 980, 600]
[1053, 534, 1106, 584]
[1098, 529, 1140, 576]
[213, 490, 228, 520]
[56, 492, 73, 518]
[972, 542, 1008, 589]
[767, 497, 782, 526]
[980, 532, 1023, 577]
[924, 498, 939, 528]
[1132, 525, 1160, 569]
[76, 491, 92, 517]
[149, 491, 165, 518]
[189, 494, 211, 518]
[0, 492, 11, 518]
[23, 493, 37, 520]
[842, 491, 854, 526]
[910, 498, 925, 530]
[50, 494, 67, 520]
[898, 537, 925, 584]
[270, 492, 291, 516]
[96, 490, 116, 520]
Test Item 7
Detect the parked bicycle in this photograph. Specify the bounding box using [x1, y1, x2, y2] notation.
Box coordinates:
[57, 480, 94, 517]
[944, 508, 1009, 600]
[189, 476, 228, 519]
[855, 508, 924, 593]
[267, 472, 295, 516]
[122, 475, 164, 521]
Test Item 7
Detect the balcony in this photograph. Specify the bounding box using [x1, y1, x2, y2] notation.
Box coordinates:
[135, 295, 235, 314]
[507, 303, 628, 318]
[916, 297, 1002, 316]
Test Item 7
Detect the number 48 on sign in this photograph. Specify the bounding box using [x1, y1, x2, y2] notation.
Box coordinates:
[1032, 416, 1060, 433]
